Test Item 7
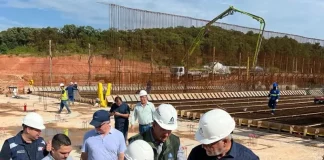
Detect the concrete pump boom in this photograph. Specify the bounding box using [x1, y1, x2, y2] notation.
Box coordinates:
[183, 6, 266, 71]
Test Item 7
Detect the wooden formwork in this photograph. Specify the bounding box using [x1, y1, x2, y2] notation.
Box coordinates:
[233, 117, 324, 138]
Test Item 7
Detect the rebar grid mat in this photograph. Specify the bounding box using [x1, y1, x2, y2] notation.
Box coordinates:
[54, 114, 62, 122]
[186, 124, 196, 134]
[82, 120, 89, 129]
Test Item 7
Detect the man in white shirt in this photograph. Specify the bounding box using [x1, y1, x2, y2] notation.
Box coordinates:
[131, 90, 156, 133]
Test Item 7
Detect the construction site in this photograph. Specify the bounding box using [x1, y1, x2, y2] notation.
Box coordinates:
[1, 3, 324, 160]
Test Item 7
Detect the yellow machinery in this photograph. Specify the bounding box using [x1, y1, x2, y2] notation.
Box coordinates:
[97, 82, 112, 107]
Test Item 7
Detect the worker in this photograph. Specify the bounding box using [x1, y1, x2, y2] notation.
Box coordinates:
[66, 82, 75, 105]
[268, 82, 280, 115]
[73, 82, 78, 89]
[128, 104, 186, 160]
[188, 109, 259, 160]
[0, 112, 51, 160]
[146, 80, 152, 94]
[131, 90, 156, 133]
[42, 134, 73, 160]
[12, 88, 18, 98]
[124, 140, 154, 160]
[81, 110, 126, 160]
[109, 96, 131, 141]
[59, 83, 71, 114]
[73, 82, 79, 101]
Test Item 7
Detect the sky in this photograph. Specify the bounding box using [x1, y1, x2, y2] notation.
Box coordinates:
[0, 0, 323, 40]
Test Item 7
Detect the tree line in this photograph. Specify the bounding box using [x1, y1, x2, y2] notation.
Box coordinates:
[0, 24, 323, 72]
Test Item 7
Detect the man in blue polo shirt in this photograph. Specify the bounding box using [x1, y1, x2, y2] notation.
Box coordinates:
[81, 110, 126, 160]
[188, 109, 259, 160]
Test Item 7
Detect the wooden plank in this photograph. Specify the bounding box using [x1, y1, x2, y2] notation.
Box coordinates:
[156, 94, 163, 101]
[170, 94, 176, 100]
[150, 94, 158, 101]
[178, 94, 186, 100]
[160, 94, 167, 101]
[190, 93, 197, 99]
[174, 94, 181, 100]
[199, 93, 205, 99]
[194, 93, 201, 99]
[203, 93, 209, 99]
[220, 92, 226, 98]
[217, 93, 223, 98]
[147, 95, 153, 101]
[206, 93, 213, 99]
[187, 93, 194, 99]
[183, 94, 190, 100]
[124, 95, 132, 102]
[210, 93, 216, 99]
[165, 94, 172, 100]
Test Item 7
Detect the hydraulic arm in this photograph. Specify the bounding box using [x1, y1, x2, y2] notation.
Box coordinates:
[183, 6, 266, 70]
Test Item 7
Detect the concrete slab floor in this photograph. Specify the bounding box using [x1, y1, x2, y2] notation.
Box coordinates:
[0, 95, 323, 160]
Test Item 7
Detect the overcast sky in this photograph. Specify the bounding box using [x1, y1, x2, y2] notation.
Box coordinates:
[0, 0, 323, 40]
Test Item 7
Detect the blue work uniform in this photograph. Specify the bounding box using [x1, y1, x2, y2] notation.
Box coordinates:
[188, 139, 259, 160]
[268, 88, 280, 114]
[0, 131, 49, 160]
[109, 102, 130, 141]
[66, 85, 75, 103]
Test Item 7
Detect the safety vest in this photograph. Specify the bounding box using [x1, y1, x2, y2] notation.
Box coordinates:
[6, 131, 47, 160]
[61, 90, 68, 100]
[128, 130, 180, 160]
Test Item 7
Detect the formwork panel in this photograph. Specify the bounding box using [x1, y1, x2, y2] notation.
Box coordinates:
[199, 93, 205, 99]
[147, 95, 153, 101]
[160, 94, 167, 101]
[124, 95, 132, 102]
[174, 94, 181, 100]
[170, 94, 176, 100]
[155, 94, 163, 101]
[164, 94, 172, 101]
[150, 94, 158, 101]
[195, 93, 202, 99]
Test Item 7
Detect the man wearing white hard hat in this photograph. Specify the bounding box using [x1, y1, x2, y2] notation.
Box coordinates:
[188, 109, 259, 160]
[131, 89, 156, 133]
[58, 83, 71, 114]
[128, 104, 186, 160]
[0, 112, 51, 160]
[124, 140, 154, 160]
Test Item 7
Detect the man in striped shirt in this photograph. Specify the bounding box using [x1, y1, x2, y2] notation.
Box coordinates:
[131, 90, 156, 133]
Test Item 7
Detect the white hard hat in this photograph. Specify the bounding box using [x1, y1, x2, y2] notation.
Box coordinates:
[195, 109, 235, 144]
[22, 112, 45, 130]
[74, 82, 77, 84]
[59, 83, 64, 87]
[139, 90, 148, 96]
[70, 82, 73, 85]
[153, 104, 177, 130]
[125, 140, 154, 160]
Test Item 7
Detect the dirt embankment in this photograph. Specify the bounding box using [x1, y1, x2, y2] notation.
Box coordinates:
[0, 55, 167, 93]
